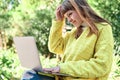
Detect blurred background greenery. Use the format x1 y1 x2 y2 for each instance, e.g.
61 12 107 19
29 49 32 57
0 0 119 80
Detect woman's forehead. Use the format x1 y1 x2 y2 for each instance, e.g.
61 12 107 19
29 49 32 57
65 10 74 14
64 10 74 16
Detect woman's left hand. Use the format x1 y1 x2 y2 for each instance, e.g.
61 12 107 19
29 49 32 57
43 66 60 73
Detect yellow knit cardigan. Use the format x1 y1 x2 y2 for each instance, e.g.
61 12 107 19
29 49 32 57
48 20 114 80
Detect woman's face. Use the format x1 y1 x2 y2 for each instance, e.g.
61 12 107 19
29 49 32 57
64 10 83 27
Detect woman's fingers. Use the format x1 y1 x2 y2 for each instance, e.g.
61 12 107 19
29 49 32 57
51 66 60 73
55 6 64 21
43 68 53 72
43 66 60 73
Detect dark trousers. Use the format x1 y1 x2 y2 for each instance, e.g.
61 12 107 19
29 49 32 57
21 70 55 80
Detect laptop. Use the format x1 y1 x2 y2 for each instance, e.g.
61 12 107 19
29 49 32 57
13 36 71 77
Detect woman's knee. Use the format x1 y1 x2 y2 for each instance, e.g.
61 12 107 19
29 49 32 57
21 70 40 80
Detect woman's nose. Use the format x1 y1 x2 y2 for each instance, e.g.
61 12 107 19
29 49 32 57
68 17 73 23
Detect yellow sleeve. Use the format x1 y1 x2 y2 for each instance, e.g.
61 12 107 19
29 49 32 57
59 24 114 78
48 20 70 54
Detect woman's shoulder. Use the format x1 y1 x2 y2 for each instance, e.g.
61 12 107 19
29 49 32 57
95 22 111 31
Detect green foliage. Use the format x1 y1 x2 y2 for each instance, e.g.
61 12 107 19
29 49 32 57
0 0 63 57
114 41 120 56
0 0 19 12
88 0 120 56
0 50 12 80
0 0 120 79
23 9 52 56
0 48 22 80
9 0 63 57
0 13 11 30
88 0 120 78
0 0 20 49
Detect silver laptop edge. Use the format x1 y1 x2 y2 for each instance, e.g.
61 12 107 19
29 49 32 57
13 36 71 76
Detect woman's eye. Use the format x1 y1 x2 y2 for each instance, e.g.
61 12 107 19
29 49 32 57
68 13 72 17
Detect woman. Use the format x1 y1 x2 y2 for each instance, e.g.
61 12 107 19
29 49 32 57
22 0 114 80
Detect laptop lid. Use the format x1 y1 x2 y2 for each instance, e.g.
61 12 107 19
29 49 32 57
13 36 42 71
13 36 71 77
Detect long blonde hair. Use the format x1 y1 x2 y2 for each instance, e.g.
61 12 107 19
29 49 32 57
61 0 109 37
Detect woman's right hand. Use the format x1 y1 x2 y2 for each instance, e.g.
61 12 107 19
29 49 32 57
55 6 64 21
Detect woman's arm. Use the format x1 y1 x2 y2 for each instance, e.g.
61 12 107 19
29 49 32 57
48 20 70 54
59 24 114 78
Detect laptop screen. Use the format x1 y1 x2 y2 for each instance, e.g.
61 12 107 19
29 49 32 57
13 36 43 71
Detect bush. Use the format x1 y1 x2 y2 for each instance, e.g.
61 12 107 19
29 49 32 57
0 48 23 80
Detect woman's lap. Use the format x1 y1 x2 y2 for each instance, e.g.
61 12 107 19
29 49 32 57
21 70 55 80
